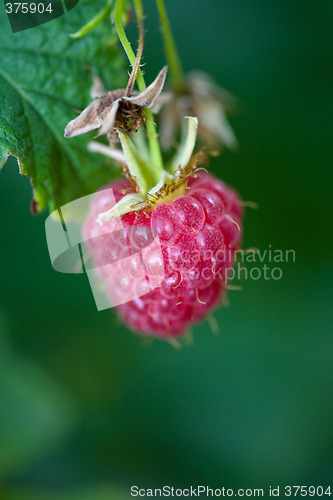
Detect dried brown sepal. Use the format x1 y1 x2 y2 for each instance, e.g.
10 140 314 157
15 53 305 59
64 20 167 141
64 68 167 139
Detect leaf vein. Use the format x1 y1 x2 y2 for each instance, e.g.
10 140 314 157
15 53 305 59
0 68 86 188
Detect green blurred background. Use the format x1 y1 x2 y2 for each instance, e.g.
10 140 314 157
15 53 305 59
1 0 332 498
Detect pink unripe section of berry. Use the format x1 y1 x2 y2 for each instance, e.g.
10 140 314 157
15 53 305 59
160 271 188 299
191 189 225 223
167 231 200 271
189 174 243 220
172 196 205 232
151 203 181 241
219 214 242 249
196 224 224 253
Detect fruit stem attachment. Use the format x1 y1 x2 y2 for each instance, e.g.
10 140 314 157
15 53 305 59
114 0 164 175
155 0 185 93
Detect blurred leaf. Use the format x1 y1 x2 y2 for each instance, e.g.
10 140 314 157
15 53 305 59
2 485 131 500
0 312 11 358
0 329 75 476
0 0 125 212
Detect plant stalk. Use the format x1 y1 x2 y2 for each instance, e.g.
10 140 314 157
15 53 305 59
155 0 185 92
114 0 164 174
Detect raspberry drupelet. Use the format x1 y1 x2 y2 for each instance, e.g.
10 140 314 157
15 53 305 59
83 172 243 339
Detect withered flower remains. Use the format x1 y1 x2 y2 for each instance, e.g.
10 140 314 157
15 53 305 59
64 34 167 141
159 70 238 151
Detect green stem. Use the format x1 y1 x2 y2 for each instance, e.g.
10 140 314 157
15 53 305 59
114 0 164 174
69 0 113 39
155 0 185 92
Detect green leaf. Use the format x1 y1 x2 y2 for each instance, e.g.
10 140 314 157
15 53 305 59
0 0 126 212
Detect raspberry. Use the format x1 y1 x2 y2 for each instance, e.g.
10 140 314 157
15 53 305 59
83 173 243 339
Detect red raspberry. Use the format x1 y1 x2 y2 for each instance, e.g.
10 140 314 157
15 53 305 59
83 173 243 339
